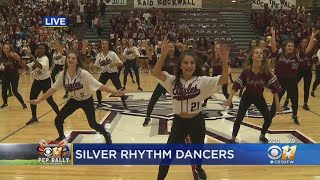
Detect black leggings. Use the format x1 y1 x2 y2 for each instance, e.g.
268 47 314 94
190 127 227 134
51 65 64 83
270 77 298 118
146 83 167 118
157 113 205 180
2 71 25 105
312 65 320 92
30 78 59 118
54 97 110 140
123 60 140 87
285 68 312 104
232 91 271 137
96 72 125 104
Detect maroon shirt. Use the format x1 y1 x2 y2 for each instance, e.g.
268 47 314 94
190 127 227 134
1 56 19 74
162 56 176 75
272 50 299 79
207 56 230 77
297 50 319 70
232 69 281 97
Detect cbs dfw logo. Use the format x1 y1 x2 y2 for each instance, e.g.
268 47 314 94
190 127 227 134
37 139 70 164
267 145 297 164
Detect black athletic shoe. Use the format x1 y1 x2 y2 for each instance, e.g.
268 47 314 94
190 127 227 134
195 167 207 180
26 117 39 125
138 87 143 91
311 91 315 97
0 104 8 109
228 139 236 144
292 116 300 125
143 117 151 127
259 137 269 144
122 102 128 110
302 104 310 111
22 104 28 110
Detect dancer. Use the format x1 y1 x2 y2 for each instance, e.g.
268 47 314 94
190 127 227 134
154 37 229 180
224 47 283 143
29 50 125 143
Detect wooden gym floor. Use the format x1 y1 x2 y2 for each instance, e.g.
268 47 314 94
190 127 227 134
0 69 319 180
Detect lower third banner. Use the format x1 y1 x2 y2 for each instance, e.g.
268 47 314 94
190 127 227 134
72 144 320 165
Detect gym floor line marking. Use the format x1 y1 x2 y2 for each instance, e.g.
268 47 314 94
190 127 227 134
0 100 67 143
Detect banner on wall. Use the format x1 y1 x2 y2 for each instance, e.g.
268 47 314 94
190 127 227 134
104 0 127 5
134 0 202 8
252 0 296 10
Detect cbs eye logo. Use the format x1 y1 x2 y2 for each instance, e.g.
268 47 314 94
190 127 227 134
267 145 297 160
43 147 63 157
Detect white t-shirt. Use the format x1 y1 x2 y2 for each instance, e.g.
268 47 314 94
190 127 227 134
27 56 51 80
53 52 66 66
123 47 140 60
158 72 221 114
52 68 102 101
95 51 122 73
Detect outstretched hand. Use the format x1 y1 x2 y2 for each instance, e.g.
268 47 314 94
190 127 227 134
219 43 230 65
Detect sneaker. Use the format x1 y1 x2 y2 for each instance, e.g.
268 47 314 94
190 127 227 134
143 117 151 127
228 139 236 144
0 104 8 109
138 87 143 91
292 116 300 125
63 94 69 99
195 167 207 180
26 117 39 125
302 104 310 111
202 103 207 107
311 91 315 97
122 102 128 110
259 137 269 143
22 104 28 110
95 103 103 109
103 132 112 144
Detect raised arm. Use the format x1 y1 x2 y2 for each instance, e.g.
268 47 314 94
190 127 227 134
217 44 229 85
152 37 169 82
305 29 319 54
271 27 277 53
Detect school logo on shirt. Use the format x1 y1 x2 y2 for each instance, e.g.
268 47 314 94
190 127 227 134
99 58 111 66
172 84 200 100
65 82 84 92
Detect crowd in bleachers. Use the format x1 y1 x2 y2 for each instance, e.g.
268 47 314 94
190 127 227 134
252 5 320 44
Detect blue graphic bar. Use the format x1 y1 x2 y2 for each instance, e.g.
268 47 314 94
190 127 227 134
73 144 320 165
